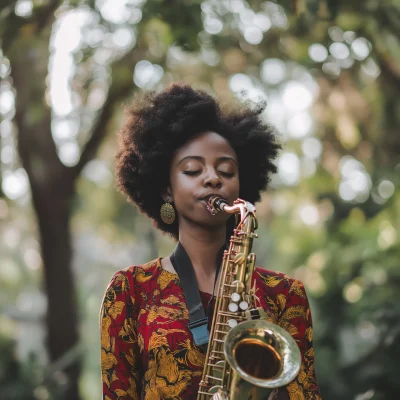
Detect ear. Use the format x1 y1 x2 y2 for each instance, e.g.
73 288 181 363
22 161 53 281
161 186 173 203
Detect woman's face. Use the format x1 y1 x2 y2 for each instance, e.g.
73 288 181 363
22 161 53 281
167 131 239 228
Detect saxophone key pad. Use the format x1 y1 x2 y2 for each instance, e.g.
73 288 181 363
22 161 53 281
228 303 239 312
239 301 249 310
231 293 241 302
227 319 238 328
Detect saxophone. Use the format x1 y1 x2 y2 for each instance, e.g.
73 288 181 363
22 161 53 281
197 197 301 400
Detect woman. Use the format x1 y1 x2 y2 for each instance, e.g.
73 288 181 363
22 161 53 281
100 83 321 399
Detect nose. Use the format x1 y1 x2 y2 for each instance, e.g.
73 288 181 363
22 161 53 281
203 168 222 188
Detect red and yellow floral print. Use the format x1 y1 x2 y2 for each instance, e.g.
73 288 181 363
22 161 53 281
100 258 321 400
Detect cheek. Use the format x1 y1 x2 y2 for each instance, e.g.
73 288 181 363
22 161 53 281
170 177 198 205
176 177 197 193
230 177 240 196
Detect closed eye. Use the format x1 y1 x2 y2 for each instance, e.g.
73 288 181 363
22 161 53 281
183 170 201 176
183 170 235 177
219 171 235 178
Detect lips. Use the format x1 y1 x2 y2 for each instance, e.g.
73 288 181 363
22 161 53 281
199 194 225 202
199 194 228 214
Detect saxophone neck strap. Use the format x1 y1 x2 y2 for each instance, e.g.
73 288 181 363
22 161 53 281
170 241 225 347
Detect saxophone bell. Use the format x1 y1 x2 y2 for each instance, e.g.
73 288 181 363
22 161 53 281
223 319 301 399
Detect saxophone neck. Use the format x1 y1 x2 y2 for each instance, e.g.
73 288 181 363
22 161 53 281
207 197 258 230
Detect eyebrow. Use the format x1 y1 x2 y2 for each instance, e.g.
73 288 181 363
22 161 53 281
177 155 238 166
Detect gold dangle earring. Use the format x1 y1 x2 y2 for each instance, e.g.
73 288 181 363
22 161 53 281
160 202 175 224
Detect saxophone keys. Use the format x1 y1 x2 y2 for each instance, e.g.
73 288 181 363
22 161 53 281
228 303 239 312
228 319 238 328
231 292 241 302
231 280 245 293
233 252 246 265
211 388 229 400
239 301 249 310
208 359 225 381
209 386 229 400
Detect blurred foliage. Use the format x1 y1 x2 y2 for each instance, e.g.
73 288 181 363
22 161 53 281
1 1 400 400
0 334 37 400
0 333 53 400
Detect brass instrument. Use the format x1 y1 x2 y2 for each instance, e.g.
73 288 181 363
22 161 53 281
198 197 301 400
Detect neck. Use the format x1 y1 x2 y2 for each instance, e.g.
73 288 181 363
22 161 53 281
178 221 226 279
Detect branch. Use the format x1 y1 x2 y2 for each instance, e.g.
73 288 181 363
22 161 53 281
14 102 65 189
8 28 66 187
359 35 400 93
1 0 61 54
367 5 400 90
71 50 138 178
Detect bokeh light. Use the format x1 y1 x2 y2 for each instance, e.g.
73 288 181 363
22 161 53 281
112 27 136 49
287 112 313 138
14 0 33 18
308 44 328 62
329 42 350 60
338 156 372 202
378 222 397 249
83 159 113 188
278 152 301 186
254 13 271 32
302 137 322 159
282 81 314 111
378 180 395 199
1 145 14 164
51 119 80 140
322 61 341 77
351 37 371 60
328 26 344 42
243 26 263 44
0 57 11 78
343 31 356 44
133 60 164 89
229 73 253 92
203 16 223 35
2 169 29 200
343 281 363 303
0 84 15 116
98 0 132 24
362 58 380 78
299 204 320 225
261 58 286 84
57 141 80 167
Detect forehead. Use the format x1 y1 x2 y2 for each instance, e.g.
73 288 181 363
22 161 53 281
173 131 237 160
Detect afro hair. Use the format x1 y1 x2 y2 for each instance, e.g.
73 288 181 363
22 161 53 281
116 83 281 239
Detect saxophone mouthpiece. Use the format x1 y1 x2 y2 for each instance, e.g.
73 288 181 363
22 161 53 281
206 196 227 215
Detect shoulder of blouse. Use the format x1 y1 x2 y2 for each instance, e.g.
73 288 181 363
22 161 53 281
254 266 299 285
101 258 163 320
120 257 161 276
104 258 162 299
109 258 160 283
254 266 295 281
253 266 308 299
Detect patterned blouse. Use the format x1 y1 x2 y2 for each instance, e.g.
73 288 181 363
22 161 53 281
100 258 321 400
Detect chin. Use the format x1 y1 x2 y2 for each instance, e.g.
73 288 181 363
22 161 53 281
196 212 230 228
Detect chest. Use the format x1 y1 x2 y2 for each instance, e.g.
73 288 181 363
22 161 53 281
135 283 212 361
132 284 209 400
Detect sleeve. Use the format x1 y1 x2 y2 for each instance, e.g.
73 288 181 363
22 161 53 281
100 270 141 400
277 279 322 400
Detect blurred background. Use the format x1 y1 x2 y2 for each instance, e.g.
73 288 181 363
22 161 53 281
0 0 399 399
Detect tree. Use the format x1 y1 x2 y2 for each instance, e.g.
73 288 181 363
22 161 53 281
1 1 158 398
1 1 399 399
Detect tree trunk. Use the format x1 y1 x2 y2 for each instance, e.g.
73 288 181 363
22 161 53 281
7 27 82 398
31 177 80 399
5 7 141 399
